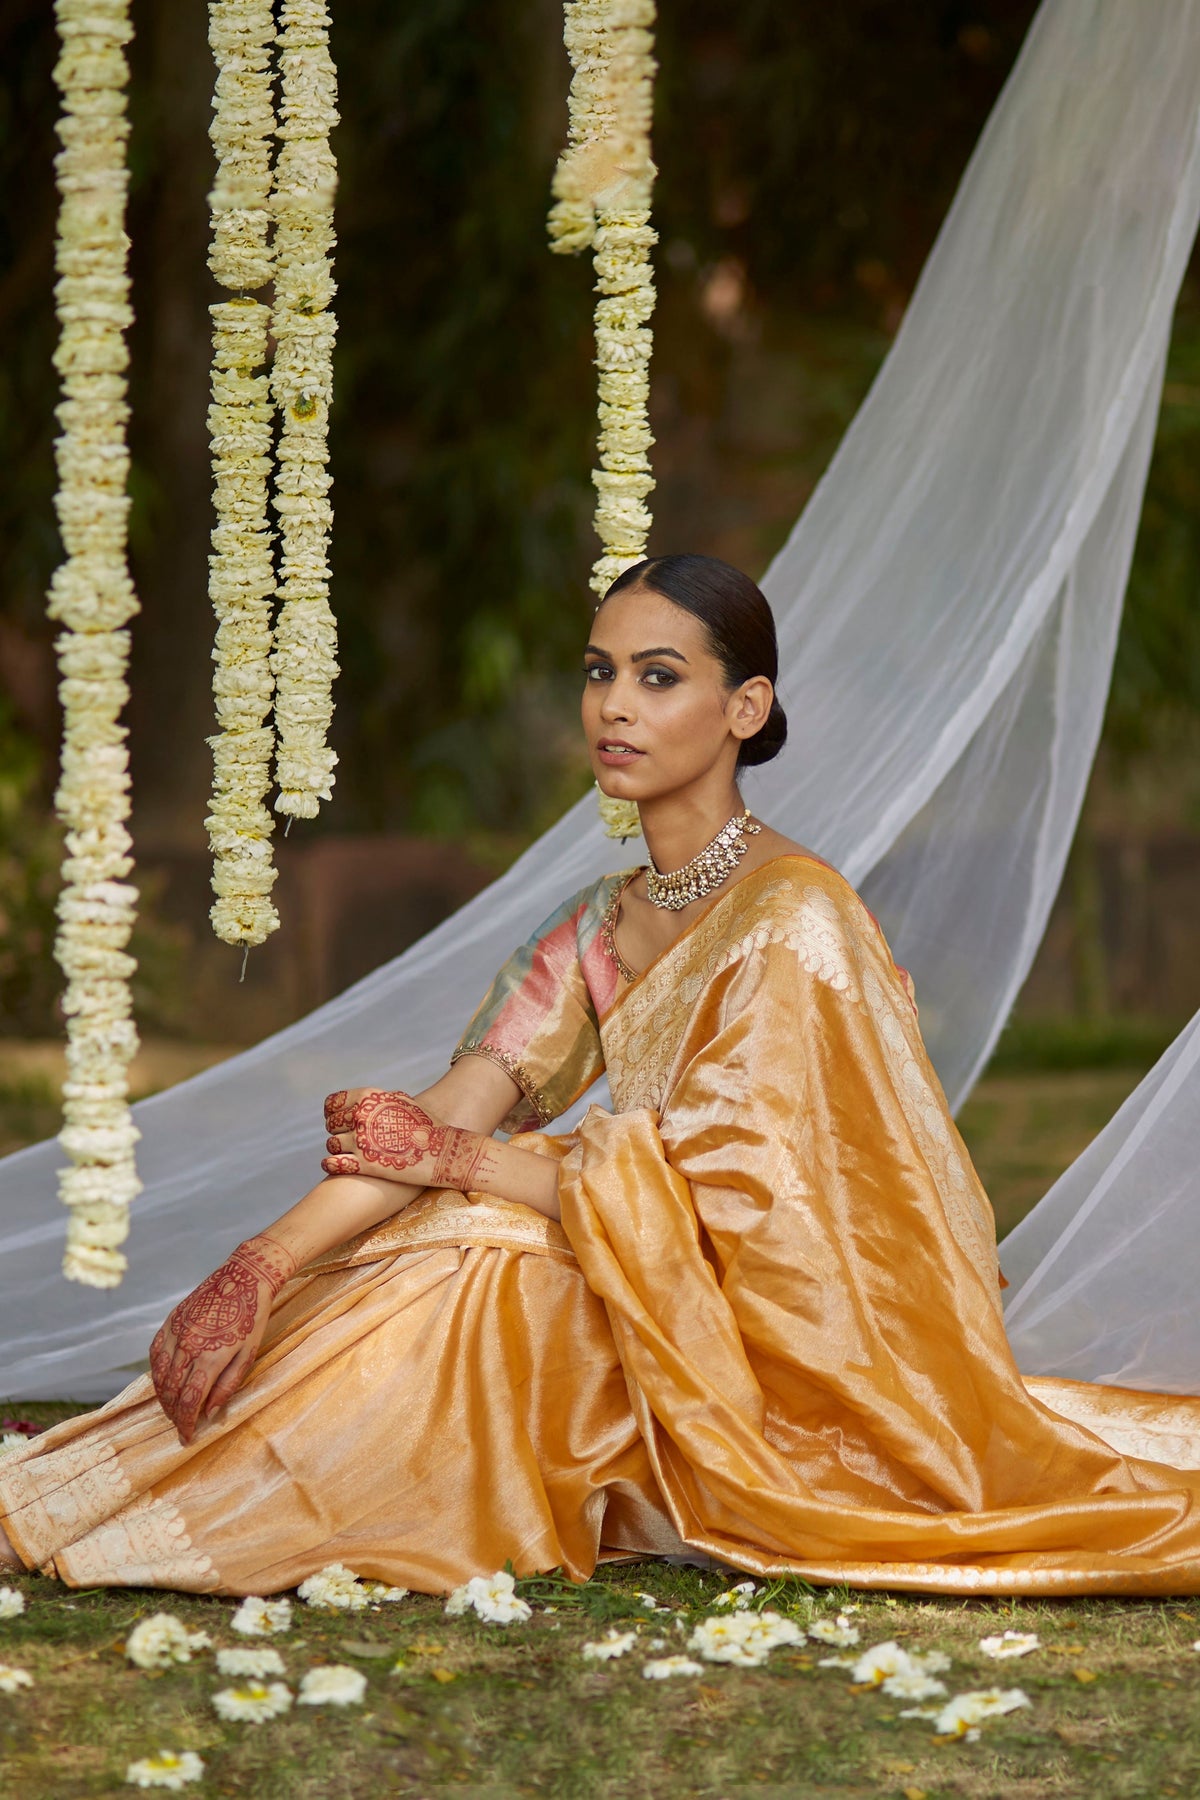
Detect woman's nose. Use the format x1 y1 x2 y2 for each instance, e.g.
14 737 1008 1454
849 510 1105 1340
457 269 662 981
599 679 634 722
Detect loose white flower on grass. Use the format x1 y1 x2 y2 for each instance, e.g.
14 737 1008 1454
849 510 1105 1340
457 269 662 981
0 1434 30 1457
901 1688 1031 1740
363 1582 408 1603
979 1630 1040 1659
849 1641 950 1688
582 1630 638 1661
635 1591 667 1612
0 1665 33 1695
212 1680 293 1723
0 1588 26 1619
807 1614 860 1649
444 1570 532 1626
230 1595 293 1636
712 1582 756 1610
215 1646 286 1679
688 1611 804 1669
880 1670 948 1703
643 1655 704 1679
297 1664 367 1706
297 1562 370 1611
125 1614 212 1670
124 1750 205 1790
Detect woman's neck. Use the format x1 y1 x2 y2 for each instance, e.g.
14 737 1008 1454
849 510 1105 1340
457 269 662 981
638 783 745 875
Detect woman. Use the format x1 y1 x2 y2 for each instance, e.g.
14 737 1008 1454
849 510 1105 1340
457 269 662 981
4 553 1200 1597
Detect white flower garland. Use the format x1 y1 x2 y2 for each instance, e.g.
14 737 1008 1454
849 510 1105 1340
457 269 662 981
47 0 142 1285
205 0 281 949
270 0 339 823
549 0 657 840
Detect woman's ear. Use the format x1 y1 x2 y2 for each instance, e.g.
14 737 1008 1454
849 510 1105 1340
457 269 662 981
728 676 773 743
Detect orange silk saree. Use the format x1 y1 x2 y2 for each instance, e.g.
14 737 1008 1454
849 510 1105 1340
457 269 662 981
4 856 1200 1596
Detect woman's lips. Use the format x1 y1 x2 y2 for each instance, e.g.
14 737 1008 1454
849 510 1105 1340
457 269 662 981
596 741 645 766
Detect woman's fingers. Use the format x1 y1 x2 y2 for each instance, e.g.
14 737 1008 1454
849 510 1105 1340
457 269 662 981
205 1344 257 1418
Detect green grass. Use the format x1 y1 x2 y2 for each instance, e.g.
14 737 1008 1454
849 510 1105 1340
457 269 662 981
3 1550 1200 1799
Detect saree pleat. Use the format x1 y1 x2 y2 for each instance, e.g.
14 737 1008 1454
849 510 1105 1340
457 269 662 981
6 856 1200 1595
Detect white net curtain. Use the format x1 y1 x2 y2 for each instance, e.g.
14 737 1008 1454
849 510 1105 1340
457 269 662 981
4 0 1200 1400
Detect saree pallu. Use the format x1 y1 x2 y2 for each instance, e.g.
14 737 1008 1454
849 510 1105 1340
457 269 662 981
5 856 1200 1595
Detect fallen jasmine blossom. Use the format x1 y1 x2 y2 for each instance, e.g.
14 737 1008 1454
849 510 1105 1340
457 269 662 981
635 1591 667 1612
880 1670 948 1702
212 1680 293 1723
0 1587 26 1619
0 1434 29 1458
230 1596 293 1637
901 1687 1031 1740
125 1614 212 1670
444 1570 532 1625
297 1563 370 1611
851 1641 950 1687
215 1647 286 1679
979 1630 1040 1659
712 1582 757 1610
807 1614 860 1649
582 1630 638 1661
643 1655 705 1679
817 1655 858 1668
689 1611 804 1668
0 1665 33 1695
298 1664 367 1706
124 1749 205 1789
363 1582 408 1603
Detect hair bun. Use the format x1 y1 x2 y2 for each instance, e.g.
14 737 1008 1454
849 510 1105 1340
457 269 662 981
738 695 788 768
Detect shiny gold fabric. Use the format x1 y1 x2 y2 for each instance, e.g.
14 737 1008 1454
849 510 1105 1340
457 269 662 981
6 856 1200 1595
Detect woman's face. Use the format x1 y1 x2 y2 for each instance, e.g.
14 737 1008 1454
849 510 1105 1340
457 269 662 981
581 584 767 804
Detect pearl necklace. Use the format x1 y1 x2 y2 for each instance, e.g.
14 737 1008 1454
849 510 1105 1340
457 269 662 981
644 808 762 912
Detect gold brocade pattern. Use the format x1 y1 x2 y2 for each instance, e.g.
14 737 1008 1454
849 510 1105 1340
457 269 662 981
305 1184 578 1271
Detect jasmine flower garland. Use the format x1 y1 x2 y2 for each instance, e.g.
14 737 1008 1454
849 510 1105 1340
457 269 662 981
205 0 281 949
47 0 142 1285
269 0 340 824
549 1 657 840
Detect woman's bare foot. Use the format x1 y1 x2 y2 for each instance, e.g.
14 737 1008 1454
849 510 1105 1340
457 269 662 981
0 1523 22 1570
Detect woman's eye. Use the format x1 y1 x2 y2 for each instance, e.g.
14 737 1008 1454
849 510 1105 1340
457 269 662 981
642 668 677 688
583 663 612 682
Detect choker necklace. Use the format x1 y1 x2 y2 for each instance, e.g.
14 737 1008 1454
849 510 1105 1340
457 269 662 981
645 807 761 911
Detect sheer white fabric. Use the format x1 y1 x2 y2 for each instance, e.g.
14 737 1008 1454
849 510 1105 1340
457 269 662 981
4 0 1200 1400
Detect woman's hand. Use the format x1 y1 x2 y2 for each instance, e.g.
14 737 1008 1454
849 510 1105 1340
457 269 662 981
321 1088 493 1191
149 1234 298 1446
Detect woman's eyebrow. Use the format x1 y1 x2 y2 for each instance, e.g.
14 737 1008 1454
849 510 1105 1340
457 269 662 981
582 644 689 663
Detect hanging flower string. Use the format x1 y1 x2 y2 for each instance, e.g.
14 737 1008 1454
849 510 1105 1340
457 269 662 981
47 0 142 1286
205 0 281 949
549 0 657 839
270 0 340 825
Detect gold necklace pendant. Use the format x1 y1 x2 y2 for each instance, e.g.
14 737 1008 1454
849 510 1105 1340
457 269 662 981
645 808 762 912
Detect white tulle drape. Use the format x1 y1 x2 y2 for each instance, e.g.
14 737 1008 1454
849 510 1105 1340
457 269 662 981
4 0 1200 1400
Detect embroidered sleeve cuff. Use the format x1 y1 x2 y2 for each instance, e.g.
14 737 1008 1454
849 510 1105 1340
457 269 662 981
450 1041 556 1132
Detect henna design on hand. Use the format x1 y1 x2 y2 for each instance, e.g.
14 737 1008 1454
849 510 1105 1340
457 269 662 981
431 1127 491 1194
321 1154 362 1177
324 1090 355 1133
351 1090 447 1173
150 1233 297 1440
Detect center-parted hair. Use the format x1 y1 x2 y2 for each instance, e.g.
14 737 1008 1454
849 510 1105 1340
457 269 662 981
601 553 788 769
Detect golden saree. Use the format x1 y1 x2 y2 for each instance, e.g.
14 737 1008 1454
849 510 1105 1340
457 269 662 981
5 856 1200 1596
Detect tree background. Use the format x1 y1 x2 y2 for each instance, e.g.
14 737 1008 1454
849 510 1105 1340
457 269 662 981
3 0 1200 1040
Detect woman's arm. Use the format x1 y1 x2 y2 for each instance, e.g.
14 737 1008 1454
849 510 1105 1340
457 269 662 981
151 1055 559 1444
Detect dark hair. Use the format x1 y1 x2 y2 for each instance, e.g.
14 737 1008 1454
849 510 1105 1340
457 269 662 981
601 554 788 768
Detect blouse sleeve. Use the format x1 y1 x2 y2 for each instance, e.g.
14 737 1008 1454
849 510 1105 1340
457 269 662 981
450 883 609 1133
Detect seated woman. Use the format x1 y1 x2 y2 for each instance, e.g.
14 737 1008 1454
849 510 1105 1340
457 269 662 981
4 553 1200 1599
